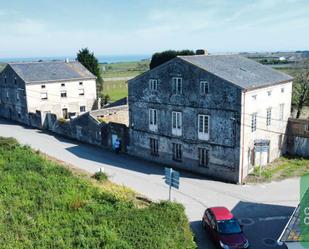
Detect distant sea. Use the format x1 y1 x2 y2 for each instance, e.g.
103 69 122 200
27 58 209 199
0 54 151 64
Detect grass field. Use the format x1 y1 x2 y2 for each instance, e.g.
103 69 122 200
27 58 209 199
104 80 128 102
246 156 309 183
101 60 149 78
0 137 196 249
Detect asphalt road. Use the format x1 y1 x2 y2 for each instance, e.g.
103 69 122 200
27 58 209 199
0 118 299 249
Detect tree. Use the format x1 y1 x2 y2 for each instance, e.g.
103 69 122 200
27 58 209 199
76 48 103 97
293 59 309 118
149 50 195 69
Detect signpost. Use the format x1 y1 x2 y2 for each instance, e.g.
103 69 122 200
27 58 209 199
164 167 180 201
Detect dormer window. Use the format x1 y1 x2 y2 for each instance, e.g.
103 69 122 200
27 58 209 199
149 79 158 91
172 77 182 94
200 81 209 94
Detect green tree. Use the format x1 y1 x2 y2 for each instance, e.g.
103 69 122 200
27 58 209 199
293 60 309 118
149 50 195 69
76 48 103 97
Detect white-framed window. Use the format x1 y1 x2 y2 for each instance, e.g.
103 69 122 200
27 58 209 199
41 85 46 89
198 148 209 167
79 88 85 96
80 106 86 113
172 111 182 136
279 103 284 121
60 90 67 98
172 77 182 94
251 113 257 132
252 94 257 100
150 138 159 156
281 88 285 93
172 143 182 161
198 114 210 140
149 79 158 91
61 83 65 87
16 92 19 101
266 108 272 126
149 109 158 131
200 81 209 94
41 92 48 100
267 90 272 96
6 90 9 99
79 82 83 86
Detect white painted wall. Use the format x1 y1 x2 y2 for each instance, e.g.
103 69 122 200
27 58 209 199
240 81 293 178
25 79 97 118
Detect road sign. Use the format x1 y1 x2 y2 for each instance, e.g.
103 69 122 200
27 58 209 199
164 167 180 201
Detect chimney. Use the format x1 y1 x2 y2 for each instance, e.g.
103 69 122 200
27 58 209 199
196 49 208 55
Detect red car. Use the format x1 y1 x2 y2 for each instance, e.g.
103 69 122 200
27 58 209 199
202 207 249 249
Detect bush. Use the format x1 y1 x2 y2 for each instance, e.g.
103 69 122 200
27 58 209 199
92 171 108 182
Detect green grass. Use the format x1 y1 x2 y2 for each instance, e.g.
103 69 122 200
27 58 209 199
0 137 196 249
104 80 128 102
246 156 309 183
100 60 149 79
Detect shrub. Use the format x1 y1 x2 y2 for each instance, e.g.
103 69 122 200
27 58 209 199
92 171 108 182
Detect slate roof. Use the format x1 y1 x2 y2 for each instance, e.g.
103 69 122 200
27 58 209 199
178 55 293 90
8 60 96 83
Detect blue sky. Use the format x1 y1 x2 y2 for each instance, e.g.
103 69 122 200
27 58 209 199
0 0 308 57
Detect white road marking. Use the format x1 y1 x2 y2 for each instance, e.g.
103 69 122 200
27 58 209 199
259 216 290 221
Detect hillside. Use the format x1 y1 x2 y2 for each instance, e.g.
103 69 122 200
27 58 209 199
0 137 196 249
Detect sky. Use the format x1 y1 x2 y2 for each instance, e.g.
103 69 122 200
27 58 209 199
0 0 309 58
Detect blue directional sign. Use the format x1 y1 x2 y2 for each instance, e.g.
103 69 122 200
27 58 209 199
164 167 180 201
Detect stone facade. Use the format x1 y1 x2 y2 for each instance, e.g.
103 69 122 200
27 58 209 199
287 118 309 157
128 57 242 183
128 56 293 183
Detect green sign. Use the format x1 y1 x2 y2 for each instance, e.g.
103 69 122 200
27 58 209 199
301 174 309 247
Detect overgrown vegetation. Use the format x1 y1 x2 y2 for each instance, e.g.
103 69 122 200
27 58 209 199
0 137 196 249
246 156 309 183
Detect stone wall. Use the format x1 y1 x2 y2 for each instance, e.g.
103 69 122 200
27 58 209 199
128 57 242 183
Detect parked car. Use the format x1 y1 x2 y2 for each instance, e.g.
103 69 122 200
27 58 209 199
202 206 249 249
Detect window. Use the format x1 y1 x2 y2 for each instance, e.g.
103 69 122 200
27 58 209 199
198 148 209 167
198 115 210 140
60 90 67 98
80 106 86 113
266 108 272 126
62 108 68 119
172 143 182 161
150 138 159 156
79 82 83 86
200 81 209 94
149 109 158 131
279 104 284 121
251 113 257 132
41 92 48 100
149 79 158 91
79 88 85 96
305 124 309 132
41 85 46 89
172 111 182 136
267 90 272 96
6 91 9 99
278 134 283 149
61 83 65 87
16 92 19 101
4 76 6 84
281 88 285 93
252 95 257 100
14 77 17 84
172 77 182 94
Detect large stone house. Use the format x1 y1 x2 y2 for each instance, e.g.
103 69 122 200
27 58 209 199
128 54 293 183
0 60 97 125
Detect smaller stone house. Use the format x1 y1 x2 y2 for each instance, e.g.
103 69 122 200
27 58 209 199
0 60 97 126
287 118 309 157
